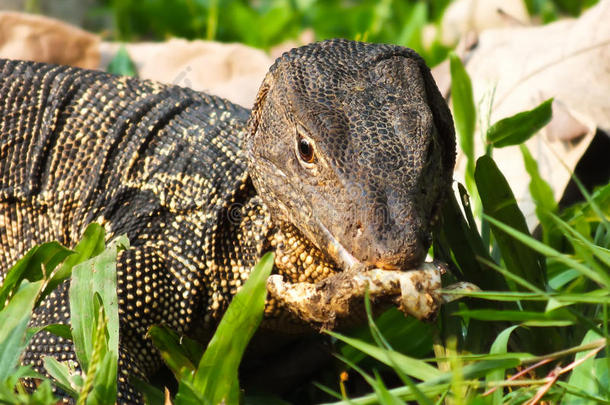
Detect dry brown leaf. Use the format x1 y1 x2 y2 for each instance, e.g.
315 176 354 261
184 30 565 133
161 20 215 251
452 0 610 226
269 28 315 60
0 12 271 107
440 0 530 45
100 39 273 108
0 11 99 68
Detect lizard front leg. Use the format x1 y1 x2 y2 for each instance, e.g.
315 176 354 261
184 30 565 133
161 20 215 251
22 244 196 404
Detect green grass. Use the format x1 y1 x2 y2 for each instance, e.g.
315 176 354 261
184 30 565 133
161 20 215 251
0 224 125 404
92 0 600 68
96 0 450 66
0 226 274 405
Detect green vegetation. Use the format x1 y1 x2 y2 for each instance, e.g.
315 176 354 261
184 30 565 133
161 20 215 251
0 225 275 404
524 0 601 22
95 0 598 67
0 224 125 404
98 0 451 65
2 0 608 403
141 253 274 404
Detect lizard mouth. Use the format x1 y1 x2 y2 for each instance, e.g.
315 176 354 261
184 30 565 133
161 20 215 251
315 220 368 273
313 215 430 272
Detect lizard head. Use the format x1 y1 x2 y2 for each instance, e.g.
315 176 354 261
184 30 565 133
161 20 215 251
246 39 455 273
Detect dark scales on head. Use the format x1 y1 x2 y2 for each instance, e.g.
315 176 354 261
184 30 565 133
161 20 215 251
0 39 455 403
247 39 455 275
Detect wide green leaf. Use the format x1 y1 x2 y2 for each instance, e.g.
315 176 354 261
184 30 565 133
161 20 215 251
0 281 43 381
32 323 73 341
449 53 476 191
175 379 209 405
43 356 80 398
88 351 118 405
487 98 553 147
40 223 106 306
486 325 519 405
436 187 504 290
70 235 127 372
562 330 605 404
0 243 72 310
147 325 198 380
475 155 546 294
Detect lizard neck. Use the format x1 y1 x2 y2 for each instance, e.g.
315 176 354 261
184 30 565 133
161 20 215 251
268 221 341 284
196 174 343 332
199 176 271 321
261 221 344 332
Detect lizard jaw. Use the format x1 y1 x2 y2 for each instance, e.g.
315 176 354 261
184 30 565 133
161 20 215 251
316 220 367 273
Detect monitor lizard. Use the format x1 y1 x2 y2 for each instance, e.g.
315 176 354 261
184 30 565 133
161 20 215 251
0 39 455 403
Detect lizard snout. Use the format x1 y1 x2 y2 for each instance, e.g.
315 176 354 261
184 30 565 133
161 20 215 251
348 222 430 271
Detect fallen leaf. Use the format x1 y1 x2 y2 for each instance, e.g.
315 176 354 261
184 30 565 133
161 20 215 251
440 0 530 45
452 0 610 227
99 39 273 108
0 12 99 68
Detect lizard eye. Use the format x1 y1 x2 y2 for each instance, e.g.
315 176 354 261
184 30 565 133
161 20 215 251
297 136 315 164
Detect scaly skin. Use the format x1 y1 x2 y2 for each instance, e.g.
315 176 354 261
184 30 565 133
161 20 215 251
0 39 455 403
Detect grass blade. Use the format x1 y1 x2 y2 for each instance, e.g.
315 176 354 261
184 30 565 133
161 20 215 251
455 309 571 323
69 235 127 372
372 369 406 405
449 53 476 192
328 331 441 381
520 144 558 242
550 213 610 269
485 215 610 288
181 252 274 405
339 308 434 365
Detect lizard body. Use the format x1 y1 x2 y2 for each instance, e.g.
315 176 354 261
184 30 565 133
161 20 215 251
0 39 455 403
